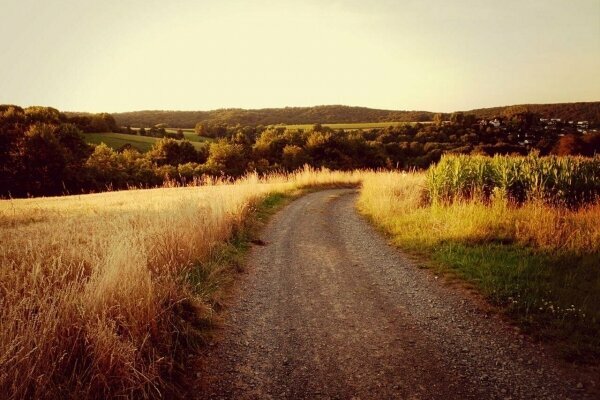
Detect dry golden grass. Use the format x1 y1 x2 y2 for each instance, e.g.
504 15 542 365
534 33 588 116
4 165 598 398
0 167 362 400
358 171 600 359
358 171 600 254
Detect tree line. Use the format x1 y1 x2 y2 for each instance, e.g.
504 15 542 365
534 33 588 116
1 105 598 198
110 102 600 129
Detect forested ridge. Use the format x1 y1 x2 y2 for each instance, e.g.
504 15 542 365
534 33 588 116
109 106 434 128
468 102 600 123
110 102 600 128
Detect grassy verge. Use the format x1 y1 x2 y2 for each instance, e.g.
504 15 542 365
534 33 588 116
358 172 600 362
432 244 599 361
186 191 290 317
162 191 291 394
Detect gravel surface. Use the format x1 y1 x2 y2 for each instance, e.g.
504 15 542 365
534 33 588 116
195 189 598 399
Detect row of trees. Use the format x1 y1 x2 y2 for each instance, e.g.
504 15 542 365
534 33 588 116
126 125 185 139
2 105 598 198
0 105 198 196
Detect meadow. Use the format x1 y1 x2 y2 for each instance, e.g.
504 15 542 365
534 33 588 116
83 132 211 153
359 155 600 361
2 155 599 399
0 168 362 400
165 129 209 143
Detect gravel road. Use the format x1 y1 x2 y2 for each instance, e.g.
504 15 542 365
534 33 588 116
195 189 598 399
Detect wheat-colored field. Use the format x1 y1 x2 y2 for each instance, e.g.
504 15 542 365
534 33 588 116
2 160 599 399
0 168 362 400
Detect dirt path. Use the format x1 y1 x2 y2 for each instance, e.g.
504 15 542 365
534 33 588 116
195 189 597 399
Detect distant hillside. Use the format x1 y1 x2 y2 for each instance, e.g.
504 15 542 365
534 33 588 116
112 106 435 128
467 102 600 123
111 102 600 128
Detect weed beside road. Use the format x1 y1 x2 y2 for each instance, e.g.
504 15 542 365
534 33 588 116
358 163 600 362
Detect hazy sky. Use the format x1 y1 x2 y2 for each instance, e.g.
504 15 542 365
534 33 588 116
1 0 599 113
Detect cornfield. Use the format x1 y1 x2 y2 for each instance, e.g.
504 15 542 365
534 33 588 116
426 154 600 207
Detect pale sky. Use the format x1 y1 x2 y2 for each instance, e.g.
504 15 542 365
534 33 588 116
1 0 599 113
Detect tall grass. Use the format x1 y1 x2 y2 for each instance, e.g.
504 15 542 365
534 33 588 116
358 168 600 360
427 154 600 207
0 167 362 400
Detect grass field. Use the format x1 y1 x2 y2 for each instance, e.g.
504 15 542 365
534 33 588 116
0 168 362 400
270 121 429 131
83 132 210 152
358 163 600 362
2 158 598 399
165 129 211 143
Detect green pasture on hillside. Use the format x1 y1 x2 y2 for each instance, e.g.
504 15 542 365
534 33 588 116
164 128 207 143
83 132 209 153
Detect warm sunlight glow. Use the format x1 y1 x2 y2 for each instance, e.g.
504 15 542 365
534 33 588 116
1 0 599 112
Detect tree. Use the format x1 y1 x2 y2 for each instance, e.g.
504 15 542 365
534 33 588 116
19 123 68 195
98 113 118 132
282 145 309 170
463 114 477 127
55 124 91 162
179 141 199 163
581 133 600 156
24 106 62 124
54 124 92 190
205 140 246 176
552 134 584 155
253 129 292 163
195 122 207 136
449 112 464 126
195 122 228 138
85 143 128 189
147 138 199 166
0 107 27 194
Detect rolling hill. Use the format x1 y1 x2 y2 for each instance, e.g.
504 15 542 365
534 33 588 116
111 102 600 129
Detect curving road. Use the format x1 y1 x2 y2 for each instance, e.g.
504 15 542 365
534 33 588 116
195 189 597 399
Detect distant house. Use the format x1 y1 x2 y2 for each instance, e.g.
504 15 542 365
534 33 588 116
490 118 502 128
577 121 590 133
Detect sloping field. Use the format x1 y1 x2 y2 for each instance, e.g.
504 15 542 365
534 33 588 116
164 129 207 143
83 132 210 152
